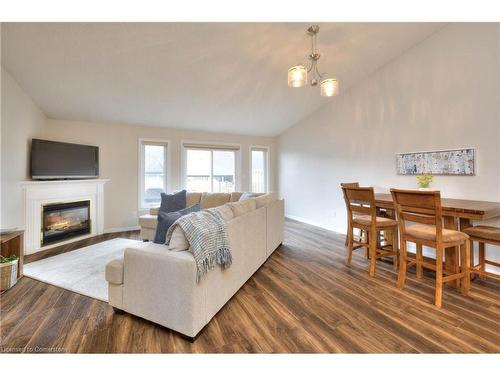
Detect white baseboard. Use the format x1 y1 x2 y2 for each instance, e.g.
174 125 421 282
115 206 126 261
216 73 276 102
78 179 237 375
104 226 140 234
285 214 345 235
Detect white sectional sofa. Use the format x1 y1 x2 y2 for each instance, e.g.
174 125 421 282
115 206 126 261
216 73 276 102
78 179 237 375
105 192 285 340
138 192 250 241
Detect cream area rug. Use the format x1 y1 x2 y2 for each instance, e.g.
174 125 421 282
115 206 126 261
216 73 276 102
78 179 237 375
23 238 141 302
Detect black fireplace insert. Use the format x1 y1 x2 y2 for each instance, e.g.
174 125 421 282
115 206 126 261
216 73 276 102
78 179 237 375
42 200 91 246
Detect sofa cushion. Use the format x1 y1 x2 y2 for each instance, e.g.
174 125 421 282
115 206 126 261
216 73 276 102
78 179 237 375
105 258 124 285
139 214 158 229
154 204 201 244
200 193 231 209
168 226 190 252
254 193 278 208
187 192 203 208
150 192 242 215
227 199 257 217
213 204 234 222
230 192 243 202
239 192 260 201
167 204 234 252
159 190 187 214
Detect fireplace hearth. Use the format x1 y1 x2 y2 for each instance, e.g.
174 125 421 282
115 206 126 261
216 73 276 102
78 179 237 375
42 200 91 246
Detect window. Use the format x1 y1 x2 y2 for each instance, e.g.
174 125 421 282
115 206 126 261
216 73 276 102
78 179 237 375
139 140 168 208
184 144 238 193
250 147 269 193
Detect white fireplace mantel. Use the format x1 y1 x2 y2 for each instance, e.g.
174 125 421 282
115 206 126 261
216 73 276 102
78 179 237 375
21 179 109 254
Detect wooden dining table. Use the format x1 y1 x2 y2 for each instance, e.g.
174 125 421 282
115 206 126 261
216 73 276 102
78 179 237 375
374 193 500 287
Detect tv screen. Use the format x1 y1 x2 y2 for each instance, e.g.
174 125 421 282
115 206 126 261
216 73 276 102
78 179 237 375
31 139 99 179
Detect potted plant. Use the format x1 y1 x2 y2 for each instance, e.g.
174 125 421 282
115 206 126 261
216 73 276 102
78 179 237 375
0 254 19 291
416 174 433 191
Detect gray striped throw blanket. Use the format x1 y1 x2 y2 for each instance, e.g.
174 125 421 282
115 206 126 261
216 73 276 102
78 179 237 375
165 208 232 282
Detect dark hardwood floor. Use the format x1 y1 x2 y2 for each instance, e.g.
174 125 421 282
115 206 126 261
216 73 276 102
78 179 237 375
1 219 499 353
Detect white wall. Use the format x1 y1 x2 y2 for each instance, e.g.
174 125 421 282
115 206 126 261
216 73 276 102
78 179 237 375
1 67 47 229
43 119 276 231
1 65 276 233
278 23 500 268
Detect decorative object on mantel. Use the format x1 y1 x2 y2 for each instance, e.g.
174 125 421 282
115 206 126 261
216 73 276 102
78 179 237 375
287 25 339 97
416 174 433 190
396 148 475 175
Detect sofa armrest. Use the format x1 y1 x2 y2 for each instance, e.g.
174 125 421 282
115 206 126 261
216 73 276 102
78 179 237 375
105 258 124 284
266 199 285 256
119 244 202 337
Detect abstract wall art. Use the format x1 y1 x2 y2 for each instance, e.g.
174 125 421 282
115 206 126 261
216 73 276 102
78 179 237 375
396 148 475 175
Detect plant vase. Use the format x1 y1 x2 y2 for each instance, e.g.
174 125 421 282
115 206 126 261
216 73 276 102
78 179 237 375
0 258 18 291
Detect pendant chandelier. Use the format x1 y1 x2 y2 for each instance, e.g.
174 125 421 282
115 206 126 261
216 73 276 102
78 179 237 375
288 25 339 97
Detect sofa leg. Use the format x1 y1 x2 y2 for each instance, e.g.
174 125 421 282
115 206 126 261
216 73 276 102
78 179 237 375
112 307 125 314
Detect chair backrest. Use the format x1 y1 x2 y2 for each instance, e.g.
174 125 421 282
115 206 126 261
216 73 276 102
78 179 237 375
340 182 360 188
390 188 443 242
341 185 377 227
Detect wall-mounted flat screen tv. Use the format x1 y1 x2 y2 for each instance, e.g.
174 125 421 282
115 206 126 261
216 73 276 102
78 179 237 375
31 139 99 180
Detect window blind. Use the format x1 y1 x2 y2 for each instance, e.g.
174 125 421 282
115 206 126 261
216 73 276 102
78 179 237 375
183 143 240 151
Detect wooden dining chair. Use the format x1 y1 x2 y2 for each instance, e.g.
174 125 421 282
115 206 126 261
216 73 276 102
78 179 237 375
391 189 470 308
342 186 399 277
462 225 500 282
340 182 364 249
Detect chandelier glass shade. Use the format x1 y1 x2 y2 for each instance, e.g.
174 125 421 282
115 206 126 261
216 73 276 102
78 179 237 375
320 78 339 97
287 25 339 97
287 65 307 88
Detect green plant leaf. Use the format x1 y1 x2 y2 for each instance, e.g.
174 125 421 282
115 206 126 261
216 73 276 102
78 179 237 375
0 254 19 263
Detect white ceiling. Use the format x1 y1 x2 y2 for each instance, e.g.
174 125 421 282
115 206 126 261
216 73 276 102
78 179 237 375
1 23 444 136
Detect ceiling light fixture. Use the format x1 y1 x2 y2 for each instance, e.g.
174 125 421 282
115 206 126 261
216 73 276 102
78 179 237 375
288 25 339 97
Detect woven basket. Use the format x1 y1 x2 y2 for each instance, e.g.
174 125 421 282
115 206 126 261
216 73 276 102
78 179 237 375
0 259 18 291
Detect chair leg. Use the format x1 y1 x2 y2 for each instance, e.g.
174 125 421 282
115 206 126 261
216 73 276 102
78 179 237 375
479 242 486 280
345 226 354 266
470 240 476 281
365 231 370 258
416 243 423 279
435 247 443 308
397 239 407 289
369 230 377 277
392 229 398 271
345 222 350 247
461 240 471 295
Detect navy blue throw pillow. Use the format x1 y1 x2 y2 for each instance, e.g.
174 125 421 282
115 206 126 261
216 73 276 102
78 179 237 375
159 190 187 214
153 203 201 244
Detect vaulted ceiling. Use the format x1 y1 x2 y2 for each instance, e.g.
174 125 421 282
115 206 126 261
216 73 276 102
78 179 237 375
1 23 444 136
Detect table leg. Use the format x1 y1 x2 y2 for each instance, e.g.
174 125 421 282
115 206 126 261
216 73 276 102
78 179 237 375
444 216 460 288
459 218 473 281
383 209 396 248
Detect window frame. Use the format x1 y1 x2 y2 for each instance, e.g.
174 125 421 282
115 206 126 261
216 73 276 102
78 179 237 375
138 138 170 210
249 145 270 193
181 141 241 193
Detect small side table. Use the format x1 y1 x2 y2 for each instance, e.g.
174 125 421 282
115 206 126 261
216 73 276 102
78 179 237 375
0 230 24 278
